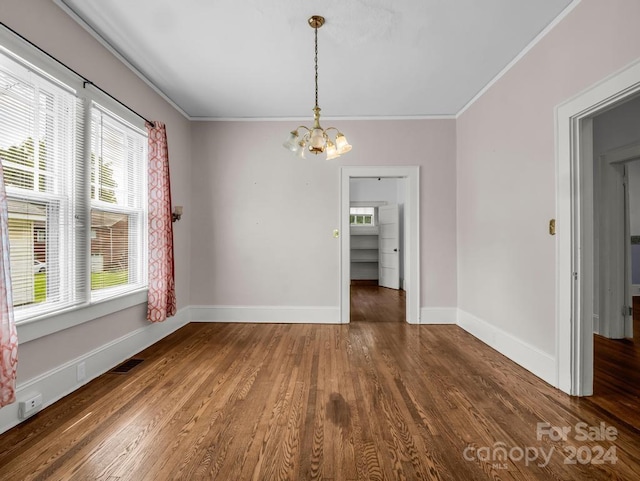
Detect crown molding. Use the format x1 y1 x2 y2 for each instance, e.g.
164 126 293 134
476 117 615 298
456 0 582 118
53 0 191 120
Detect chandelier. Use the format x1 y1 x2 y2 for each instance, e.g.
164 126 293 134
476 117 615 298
283 15 351 160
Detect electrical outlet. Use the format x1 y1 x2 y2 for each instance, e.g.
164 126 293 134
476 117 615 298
18 392 43 419
77 362 86 382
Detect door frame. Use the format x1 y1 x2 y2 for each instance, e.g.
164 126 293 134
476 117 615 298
340 166 420 323
556 58 640 396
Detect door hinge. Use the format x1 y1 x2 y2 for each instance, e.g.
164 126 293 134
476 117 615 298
622 306 632 316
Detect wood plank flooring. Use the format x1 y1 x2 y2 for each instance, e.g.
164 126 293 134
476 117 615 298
350 284 405 322
1 321 640 480
590 306 640 431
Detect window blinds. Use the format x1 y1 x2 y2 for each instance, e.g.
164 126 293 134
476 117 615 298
0 50 81 318
0 45 147 322
90 105 146 297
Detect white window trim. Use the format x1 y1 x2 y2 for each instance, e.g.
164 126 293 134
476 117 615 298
17 289 148 343
0 25 149 342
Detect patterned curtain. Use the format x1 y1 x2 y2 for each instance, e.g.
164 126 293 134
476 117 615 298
146 121 176 322
0 163 18 407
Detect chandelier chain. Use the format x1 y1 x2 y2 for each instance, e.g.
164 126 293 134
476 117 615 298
314 25 318 109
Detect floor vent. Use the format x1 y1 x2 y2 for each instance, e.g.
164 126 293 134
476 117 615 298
110 358 144 374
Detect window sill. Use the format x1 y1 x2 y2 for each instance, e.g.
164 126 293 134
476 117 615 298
16 289 148 343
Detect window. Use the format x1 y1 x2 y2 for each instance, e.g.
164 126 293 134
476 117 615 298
350 207 375 226
89 106 146 297
0 33 147 326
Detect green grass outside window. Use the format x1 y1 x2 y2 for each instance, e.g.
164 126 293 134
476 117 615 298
33 271 129 304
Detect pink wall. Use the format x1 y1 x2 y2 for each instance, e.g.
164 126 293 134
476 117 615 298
1 0 192 381
190 119 457 309
457 0 640 355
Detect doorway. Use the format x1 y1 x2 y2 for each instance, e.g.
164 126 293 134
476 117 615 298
349 178 405 322
591 156 640 426
587 99 640 428
556 58 640 396
593 143 640 341
340 166 420 324
591 153 640 429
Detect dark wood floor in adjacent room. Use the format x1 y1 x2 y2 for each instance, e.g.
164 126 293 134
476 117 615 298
1 320 640 480
350 283 405 322
590 299 640 432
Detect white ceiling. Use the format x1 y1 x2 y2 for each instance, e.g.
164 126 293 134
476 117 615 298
56 0 575 120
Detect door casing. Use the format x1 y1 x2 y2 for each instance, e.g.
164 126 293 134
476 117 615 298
556 58 640 396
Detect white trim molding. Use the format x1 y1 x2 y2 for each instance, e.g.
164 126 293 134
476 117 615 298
191 115 457 122
340 166 420 324
420 307 457 324
53 0 190 119
457 0 583 118
556 57 640 396
190 305 341 324
0 308 189 435
457 309 557 386
17 290 148 343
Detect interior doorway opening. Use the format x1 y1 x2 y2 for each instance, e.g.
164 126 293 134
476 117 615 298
340 166 420 324
587 98 640 428
348 177 406 322
556 58 640 397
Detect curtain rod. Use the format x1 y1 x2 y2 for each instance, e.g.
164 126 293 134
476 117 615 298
0 21 153 126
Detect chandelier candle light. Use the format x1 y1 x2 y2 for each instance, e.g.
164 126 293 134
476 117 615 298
283 15 351 160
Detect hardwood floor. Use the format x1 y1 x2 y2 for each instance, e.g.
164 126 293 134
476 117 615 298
590 301 640 432
1 321 640 480
350 284 406 322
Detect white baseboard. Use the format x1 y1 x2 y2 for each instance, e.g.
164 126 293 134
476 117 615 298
0 308 189 435
190 305 341 324
456 309 557 387
420 307 457 324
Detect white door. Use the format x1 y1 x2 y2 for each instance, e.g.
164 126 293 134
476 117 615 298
599 160 626 338
378 204 399 289
624 163 636 339
599 150 640 339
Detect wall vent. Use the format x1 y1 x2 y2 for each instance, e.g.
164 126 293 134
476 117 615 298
110 358 144 374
